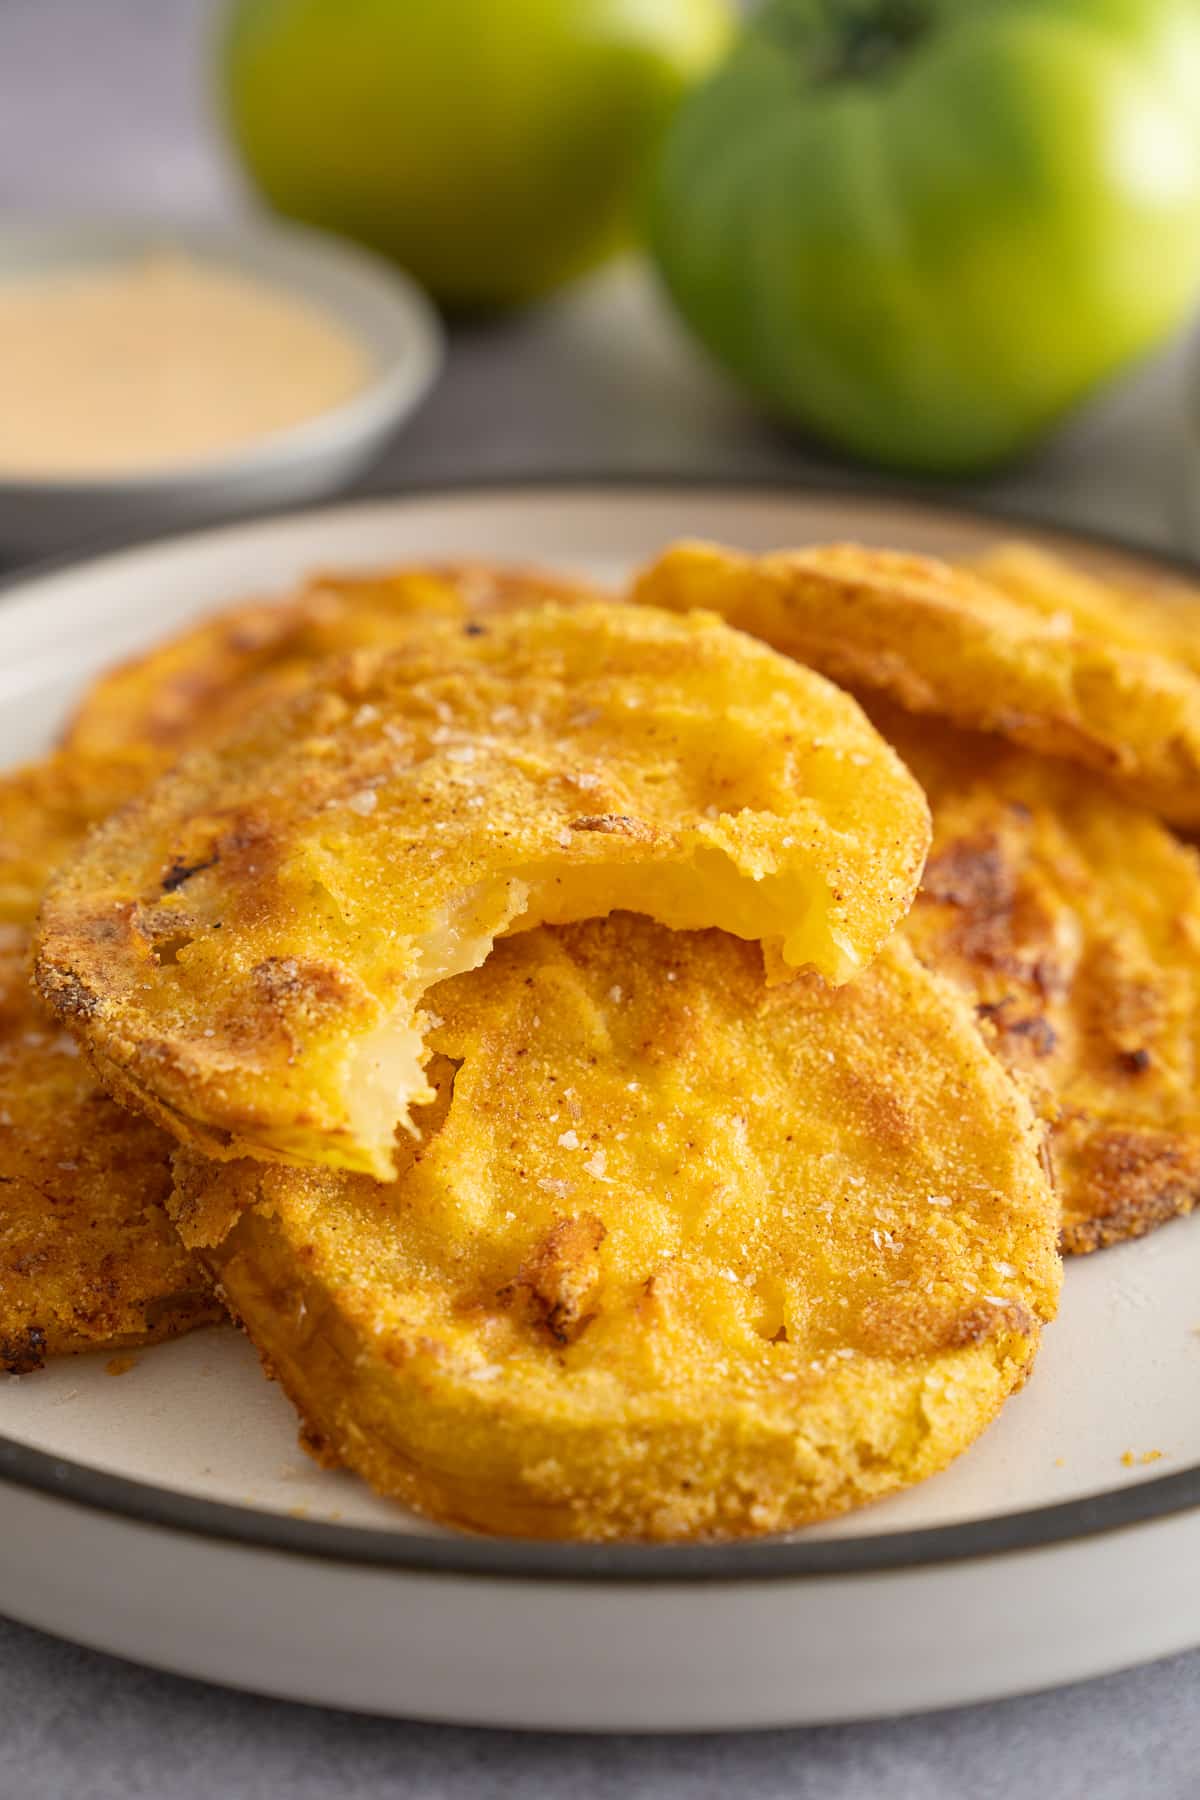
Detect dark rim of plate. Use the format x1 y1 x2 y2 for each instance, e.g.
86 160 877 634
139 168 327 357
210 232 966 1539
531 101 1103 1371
2 471 1198 1586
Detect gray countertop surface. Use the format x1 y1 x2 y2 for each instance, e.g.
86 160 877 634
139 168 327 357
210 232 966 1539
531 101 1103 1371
2 3 1199 1793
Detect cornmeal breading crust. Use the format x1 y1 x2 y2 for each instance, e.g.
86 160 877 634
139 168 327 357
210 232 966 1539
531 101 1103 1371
634 540 1200 826
172 919 1058 1542
38 603 929 1179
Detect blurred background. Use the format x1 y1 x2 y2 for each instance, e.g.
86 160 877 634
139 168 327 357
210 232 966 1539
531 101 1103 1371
1 0 1198 556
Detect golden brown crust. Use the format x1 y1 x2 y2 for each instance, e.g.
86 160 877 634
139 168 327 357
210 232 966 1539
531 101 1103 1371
632 540 1200 826
0 746 158 925
867 701 1200 1255
63 561 603 758
972 542 1200 678
1051 1128 1200 1254
0 752 220 1369
0 566 611 1368
37 603 929 1179
170 919 1059 1543
0 940 220 1370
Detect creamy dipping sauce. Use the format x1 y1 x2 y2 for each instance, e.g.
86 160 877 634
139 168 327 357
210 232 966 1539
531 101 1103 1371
0 251 371 477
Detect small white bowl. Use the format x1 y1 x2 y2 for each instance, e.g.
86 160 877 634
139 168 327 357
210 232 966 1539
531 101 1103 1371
0 218 444 558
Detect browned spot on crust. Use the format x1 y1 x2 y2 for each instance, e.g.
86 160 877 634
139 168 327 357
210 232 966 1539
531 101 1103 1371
943 1299 1036 1349
161 852 219 893
977 1001 1058 1059
922 836 1013 914
131 904 201 965
298 1417 341 1469
854 1289 1038 1360
841 1068 917 1152
252 957 353 1012
1060 1127 1200 1254
34 964 102 1022
238 959 363 1060
503 1213 607 1344
569 814 656 840
919 823 1071 998
0 1324 46 1375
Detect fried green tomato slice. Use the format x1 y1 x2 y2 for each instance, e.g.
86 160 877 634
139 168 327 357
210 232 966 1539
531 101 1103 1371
170 918 1059 1544
870 702 1200 1256
63 561 602 758
972 541 1200 680
36 603 929 1180
632 540 1200 828
0 752 220 1372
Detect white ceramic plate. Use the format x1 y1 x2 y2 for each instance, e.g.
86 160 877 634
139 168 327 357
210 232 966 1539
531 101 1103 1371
2 482 1200 1731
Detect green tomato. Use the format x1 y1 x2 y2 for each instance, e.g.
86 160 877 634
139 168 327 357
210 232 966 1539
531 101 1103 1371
649 0 1200 473
221 0 734 309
